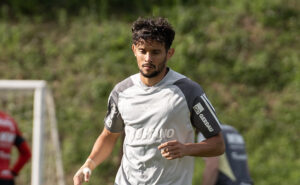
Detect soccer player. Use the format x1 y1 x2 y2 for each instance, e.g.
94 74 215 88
198 124 253 185
73 17 225 185
0 111 31 185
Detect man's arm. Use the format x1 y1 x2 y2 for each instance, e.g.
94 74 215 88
73 128 121 185
11 123 32 176
11 140 31 176
185 133 225 157
87 128 121 168
202 157 219 185
158 133 225 160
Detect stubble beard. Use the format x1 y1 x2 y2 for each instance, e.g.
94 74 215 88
139 57 167 78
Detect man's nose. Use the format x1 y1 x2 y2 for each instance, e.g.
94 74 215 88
145 52 153 62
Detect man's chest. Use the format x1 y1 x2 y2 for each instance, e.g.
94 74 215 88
118 87 187 126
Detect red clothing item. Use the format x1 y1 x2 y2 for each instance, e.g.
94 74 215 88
0 111 31 180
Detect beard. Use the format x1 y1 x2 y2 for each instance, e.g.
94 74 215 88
139 57 167 78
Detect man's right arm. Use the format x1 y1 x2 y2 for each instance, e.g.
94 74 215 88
73 128 121 185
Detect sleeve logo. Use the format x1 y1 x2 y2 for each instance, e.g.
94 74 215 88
193 103 204 115
193 102 214 132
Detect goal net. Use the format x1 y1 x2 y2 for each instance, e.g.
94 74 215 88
0 80 65 185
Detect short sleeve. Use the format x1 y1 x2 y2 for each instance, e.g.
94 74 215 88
174 78 221 138
190 93 221 138
104 92 124 133
103 77 134 133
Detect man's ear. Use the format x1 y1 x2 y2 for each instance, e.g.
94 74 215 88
167 48 175 60
132 44 136 56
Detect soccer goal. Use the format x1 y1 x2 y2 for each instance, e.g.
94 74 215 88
0 80 65 185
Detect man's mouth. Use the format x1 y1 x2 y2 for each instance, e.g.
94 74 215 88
142 64 155 69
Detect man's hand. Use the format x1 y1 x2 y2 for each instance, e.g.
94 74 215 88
158 140 187 160
73 167 92 185
73 159 95 185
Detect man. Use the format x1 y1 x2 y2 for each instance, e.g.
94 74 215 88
74 17 225 185
0 111 31 185
198 124 253 185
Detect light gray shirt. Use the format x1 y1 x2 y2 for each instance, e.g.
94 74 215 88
105 69 221 185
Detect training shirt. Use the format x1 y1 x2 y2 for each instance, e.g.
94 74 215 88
0 111 26 179
198 124 253 185
105 68 222 185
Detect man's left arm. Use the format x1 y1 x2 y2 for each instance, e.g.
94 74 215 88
159 90 225 159
158 133 224 160
11 135 32 176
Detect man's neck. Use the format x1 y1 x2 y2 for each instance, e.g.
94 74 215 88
140 68 169 87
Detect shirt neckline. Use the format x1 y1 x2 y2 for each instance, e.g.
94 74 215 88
138 68 172 89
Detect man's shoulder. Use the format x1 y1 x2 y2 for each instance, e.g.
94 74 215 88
0 112 18 132
113 75 136 93
173 75 204 95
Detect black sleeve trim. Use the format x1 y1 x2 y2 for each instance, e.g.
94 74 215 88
104 77 133 133
190 95 221 138
174 78 221 138
14 135 25 146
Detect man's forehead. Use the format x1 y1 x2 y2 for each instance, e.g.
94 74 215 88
135 39 165 48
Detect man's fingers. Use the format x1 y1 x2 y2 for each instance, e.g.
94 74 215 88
159 140 185 160
84 172 90 182
158 140 178 149
73 167 92 185
73 174 83 185
165 151 180 156
166 146 179 152
162 151 181 160
84 173 90 182
161 149 181 157
160 145 179 155
83 167 92 182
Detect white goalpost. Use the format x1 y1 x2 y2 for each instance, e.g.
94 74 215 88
0 80 65 185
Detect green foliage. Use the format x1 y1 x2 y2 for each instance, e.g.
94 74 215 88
0 0 299 184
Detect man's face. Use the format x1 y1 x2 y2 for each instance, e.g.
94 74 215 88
132 40 174 78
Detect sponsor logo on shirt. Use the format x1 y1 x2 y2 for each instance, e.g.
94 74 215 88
193 103 204 114
105 103 116 128
199 114 214 132
193 103 214 132
126 127 175 142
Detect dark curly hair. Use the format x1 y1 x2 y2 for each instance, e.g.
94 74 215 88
131 17 175 50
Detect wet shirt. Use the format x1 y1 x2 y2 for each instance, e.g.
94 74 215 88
105 69 222 185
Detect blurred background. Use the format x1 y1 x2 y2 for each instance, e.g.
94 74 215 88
0 0 299 184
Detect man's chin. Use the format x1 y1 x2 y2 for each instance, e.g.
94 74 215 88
140 70 160 78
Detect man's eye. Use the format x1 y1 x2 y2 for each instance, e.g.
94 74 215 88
139 50 146 54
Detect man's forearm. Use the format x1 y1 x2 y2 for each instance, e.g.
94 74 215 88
12 141 31 175
185 133 225 157
85 128 120 170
